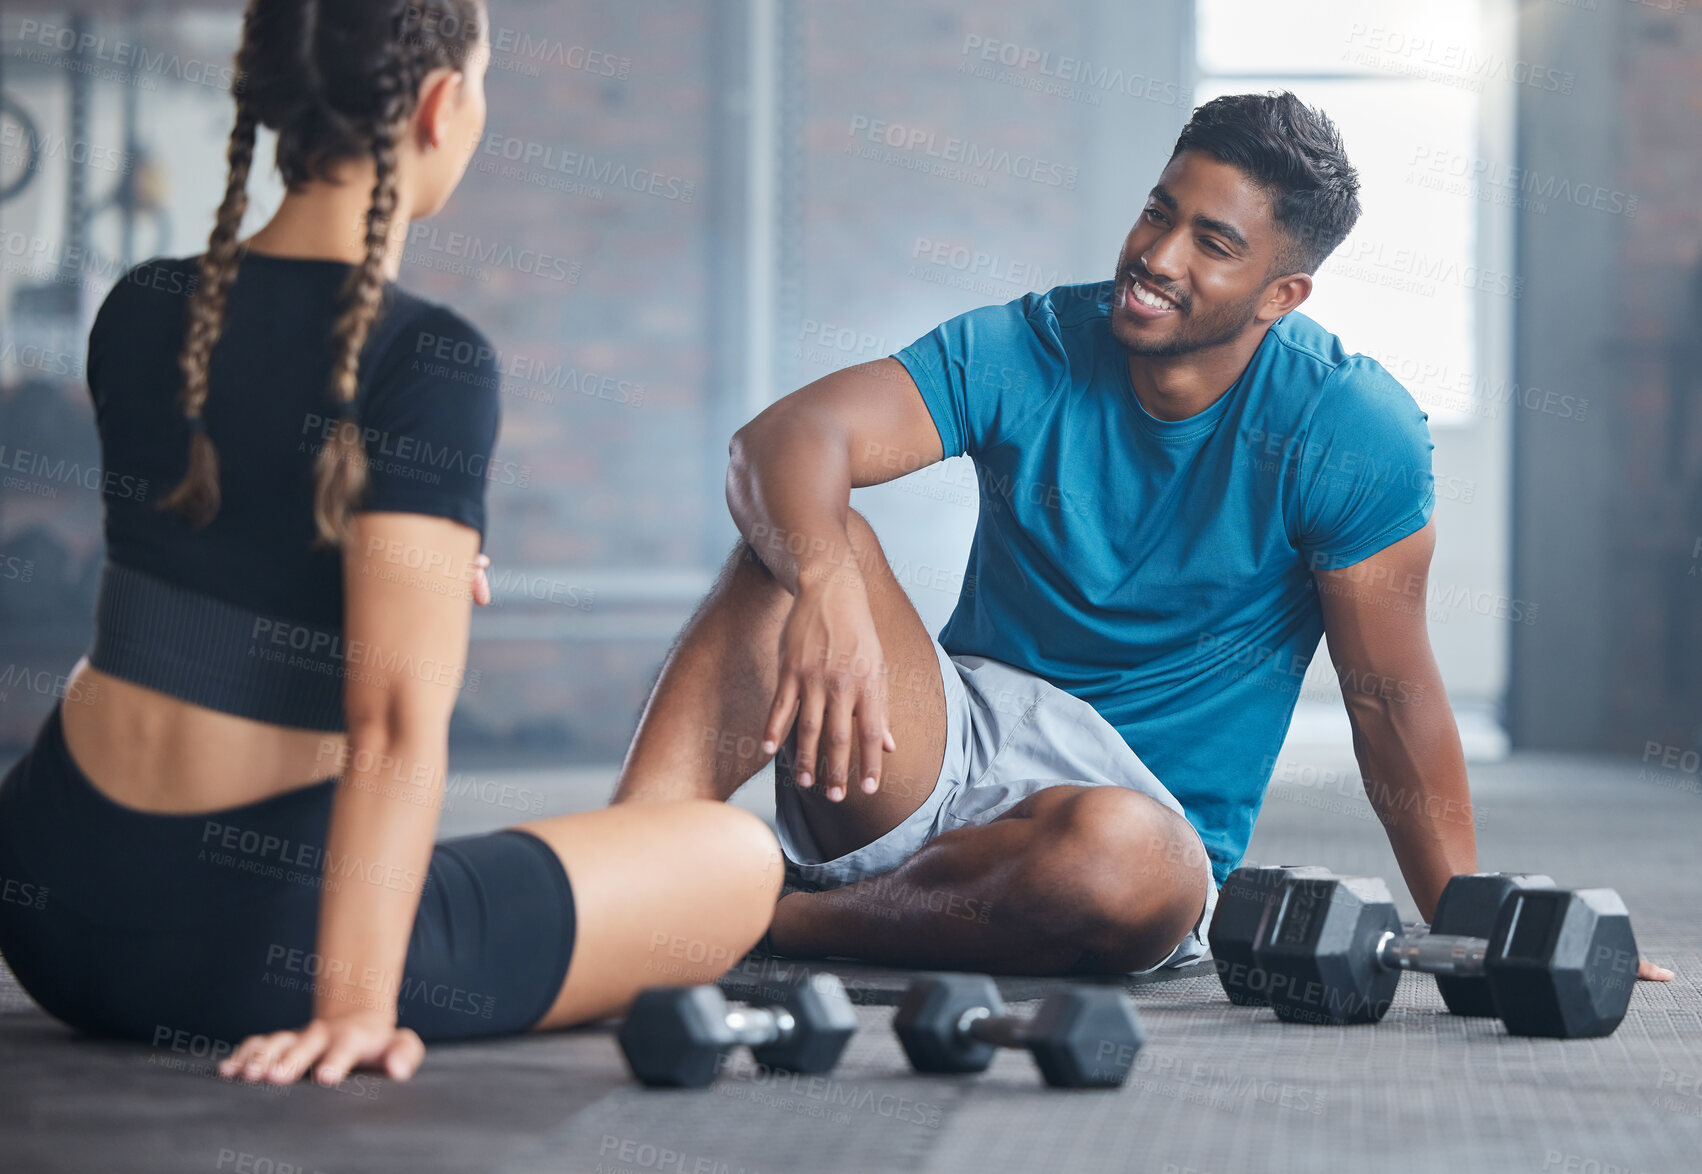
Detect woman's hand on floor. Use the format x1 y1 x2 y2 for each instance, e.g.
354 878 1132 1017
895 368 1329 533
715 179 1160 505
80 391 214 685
218 1011 425 1086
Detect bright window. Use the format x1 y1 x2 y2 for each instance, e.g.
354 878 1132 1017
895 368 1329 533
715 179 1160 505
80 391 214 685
1195 0 1493 425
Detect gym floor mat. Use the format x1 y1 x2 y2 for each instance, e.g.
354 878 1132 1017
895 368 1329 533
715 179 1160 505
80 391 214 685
1 751 1697 1173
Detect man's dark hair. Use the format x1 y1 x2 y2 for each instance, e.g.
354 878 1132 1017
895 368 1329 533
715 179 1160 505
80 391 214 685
1169 91 1361 277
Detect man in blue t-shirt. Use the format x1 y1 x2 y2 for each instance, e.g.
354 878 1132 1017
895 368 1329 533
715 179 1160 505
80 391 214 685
612 92 1496 974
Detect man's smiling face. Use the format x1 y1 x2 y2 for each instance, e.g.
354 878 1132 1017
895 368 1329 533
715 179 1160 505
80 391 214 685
1109 149 1307 359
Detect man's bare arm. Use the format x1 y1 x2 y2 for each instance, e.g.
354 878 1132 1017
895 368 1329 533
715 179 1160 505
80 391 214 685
727 357 944 594
1315 521 1673 980
726 358 945 796
1313 520 1476 921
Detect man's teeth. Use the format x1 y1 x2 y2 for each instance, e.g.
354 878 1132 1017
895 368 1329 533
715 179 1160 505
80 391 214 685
1130 281 1177 311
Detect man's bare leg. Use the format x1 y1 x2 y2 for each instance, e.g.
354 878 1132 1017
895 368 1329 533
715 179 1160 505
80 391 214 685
770 785 1212 975
613 509 1209 975
612 510 951 858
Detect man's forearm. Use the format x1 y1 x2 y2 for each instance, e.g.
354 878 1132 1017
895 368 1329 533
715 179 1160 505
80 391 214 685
727 412 863 594
1347 692 1478 921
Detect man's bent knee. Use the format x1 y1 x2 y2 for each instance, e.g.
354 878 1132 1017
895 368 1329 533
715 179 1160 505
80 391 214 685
1028 787 1209 971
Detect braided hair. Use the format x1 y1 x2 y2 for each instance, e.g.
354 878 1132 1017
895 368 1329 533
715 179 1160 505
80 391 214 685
158 0 485 545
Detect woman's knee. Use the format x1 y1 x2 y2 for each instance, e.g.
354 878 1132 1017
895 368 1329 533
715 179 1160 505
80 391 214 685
526 803 784 1026
687 801 786 906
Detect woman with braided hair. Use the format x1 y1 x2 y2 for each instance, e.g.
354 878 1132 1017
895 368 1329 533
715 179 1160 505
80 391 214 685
0 0 781 1087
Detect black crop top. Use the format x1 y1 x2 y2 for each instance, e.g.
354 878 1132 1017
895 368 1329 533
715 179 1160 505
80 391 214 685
83 252 502 730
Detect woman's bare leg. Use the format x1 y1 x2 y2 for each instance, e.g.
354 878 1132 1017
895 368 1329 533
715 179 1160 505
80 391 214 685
516 801 784 1028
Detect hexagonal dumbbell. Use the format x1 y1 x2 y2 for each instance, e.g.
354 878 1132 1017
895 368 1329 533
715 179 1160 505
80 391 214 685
1252 873 1639 1038
1427 872 1553 1017
1206 863 1333 1005
618 973 857 1088
893 974 1144 1089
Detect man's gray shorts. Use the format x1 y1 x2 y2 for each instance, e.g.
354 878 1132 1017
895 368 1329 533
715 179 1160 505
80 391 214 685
774 632 1218 975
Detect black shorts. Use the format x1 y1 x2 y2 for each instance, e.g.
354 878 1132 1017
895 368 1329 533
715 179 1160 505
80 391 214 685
0 704 575 1046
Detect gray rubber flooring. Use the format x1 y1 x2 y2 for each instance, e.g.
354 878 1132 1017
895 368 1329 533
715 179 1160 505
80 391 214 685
1 750 1698 1173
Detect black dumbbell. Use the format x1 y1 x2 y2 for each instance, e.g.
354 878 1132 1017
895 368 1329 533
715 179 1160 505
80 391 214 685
618 973 857 1088
893 974 1144 1088
1207 863 1333 1005
1428 872 1554 1016
1252 873 1639 1038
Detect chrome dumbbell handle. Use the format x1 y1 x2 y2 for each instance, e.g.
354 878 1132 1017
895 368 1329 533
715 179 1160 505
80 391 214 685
954 1005 1034 1049
1374 930 1489 978
722 1005 796 1049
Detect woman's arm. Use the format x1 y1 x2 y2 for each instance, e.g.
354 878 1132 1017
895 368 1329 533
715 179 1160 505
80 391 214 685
221 511 482 1085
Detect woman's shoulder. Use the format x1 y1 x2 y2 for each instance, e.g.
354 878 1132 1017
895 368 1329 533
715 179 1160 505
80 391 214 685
94 255 202 327
87 257 204 392
361 289 502 429
366 288 500 400
373 286 497 365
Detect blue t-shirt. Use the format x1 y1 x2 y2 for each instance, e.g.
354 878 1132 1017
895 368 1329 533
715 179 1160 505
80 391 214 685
894 281 1435 884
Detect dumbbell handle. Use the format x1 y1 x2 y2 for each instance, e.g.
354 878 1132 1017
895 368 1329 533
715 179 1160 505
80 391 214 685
954 1006 1031 1050
723 1006 797 1049
1375 930 1488 978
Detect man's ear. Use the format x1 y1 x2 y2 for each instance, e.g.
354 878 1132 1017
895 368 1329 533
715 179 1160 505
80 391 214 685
1260 272 1313 322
